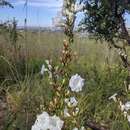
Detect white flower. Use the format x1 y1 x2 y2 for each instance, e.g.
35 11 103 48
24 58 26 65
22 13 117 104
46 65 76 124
64 98 71 107
70 97 78 107
43 60 53 78
124 101 130 111
119 101 125 112
128 84 130 91
108 93 118 102
45 60 52 70
45 60 49 65
69 74 85 92
127 115 130 123
40 64 47 75
49 115 64 130
32 112 64 130
73 127 78 130
32 112 50 130
64 107 71 117
80 126 85 130
64 97 78 107
124 111 128 117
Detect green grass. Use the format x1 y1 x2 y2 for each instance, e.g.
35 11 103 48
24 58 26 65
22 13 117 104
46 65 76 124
1 31 130 130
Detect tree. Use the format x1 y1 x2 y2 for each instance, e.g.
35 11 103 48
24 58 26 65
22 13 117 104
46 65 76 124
80 0 130 42
0 0 13 8
79 0 130 85
0 0 13 34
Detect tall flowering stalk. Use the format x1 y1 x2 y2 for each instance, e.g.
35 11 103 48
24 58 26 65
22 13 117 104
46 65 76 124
32 1 86 130
48 0 86 129
62 0 76 43
53 0 84 43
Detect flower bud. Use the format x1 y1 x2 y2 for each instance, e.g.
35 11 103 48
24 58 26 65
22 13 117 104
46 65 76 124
54 98 58 105
62 50 65 54
56 91 60 97
63 40 69 48
65 90 70 96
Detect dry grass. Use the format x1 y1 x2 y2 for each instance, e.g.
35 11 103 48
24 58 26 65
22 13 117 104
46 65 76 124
14 31 120 64
0 31 130 130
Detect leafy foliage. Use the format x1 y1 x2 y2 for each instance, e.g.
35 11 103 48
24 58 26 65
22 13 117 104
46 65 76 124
79 0 130 42
0 0 13 8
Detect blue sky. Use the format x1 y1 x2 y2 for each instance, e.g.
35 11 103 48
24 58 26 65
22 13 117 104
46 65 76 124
0 0 63 27
0 0 130 27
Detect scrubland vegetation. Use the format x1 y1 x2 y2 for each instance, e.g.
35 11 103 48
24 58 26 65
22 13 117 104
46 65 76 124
1 0 130 130
0 30 130 130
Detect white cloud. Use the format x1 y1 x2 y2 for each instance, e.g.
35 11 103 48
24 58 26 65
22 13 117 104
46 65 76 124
11 0 63 8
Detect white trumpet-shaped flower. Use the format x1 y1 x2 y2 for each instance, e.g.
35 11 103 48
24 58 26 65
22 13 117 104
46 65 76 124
69 74 85 92
70 97 78 107
127 115 130 123
49 115 64 130
32 112 64 130
40 64 48 75
64 97 78 107
124 101 130 111
45 60 49 65
80 126 85 130
73 127 78 130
